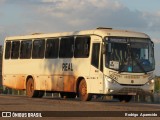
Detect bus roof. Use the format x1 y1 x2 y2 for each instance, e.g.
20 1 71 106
5 28 150 40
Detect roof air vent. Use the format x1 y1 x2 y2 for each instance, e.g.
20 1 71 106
31 33 43 35
96 27 112 30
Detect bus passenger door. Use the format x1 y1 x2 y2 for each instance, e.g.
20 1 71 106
90 42 104 94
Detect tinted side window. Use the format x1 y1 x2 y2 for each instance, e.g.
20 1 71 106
100 52 103 72
32 39 45 59
11 41 20 59
74 36 90 58
5 41 11 59
20 40 32 59
45 38 59 58
91 43 100 68
59 37 74 58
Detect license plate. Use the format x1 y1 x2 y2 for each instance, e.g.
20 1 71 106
128 93 136 95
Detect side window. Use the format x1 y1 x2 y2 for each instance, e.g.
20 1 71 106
20 40 32 59
91 43 100 68
100 52 103 72
5 41 11 59
59 37 74 58
74 36 90 58
45 38 59 58
32 39 45 59
11 41 20 59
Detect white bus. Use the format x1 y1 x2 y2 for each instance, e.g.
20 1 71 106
2 27 155 102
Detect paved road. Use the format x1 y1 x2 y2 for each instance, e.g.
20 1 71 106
0 95 159 120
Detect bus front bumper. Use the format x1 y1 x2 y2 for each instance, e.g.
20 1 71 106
104 78 154 96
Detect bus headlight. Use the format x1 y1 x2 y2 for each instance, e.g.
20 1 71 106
146 79 154 85
105 76 116 83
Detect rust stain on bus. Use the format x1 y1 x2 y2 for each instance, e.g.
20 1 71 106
3 75 26 90
63 76 76 92
15 75 26 90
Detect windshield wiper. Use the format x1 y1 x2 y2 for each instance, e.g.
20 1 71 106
118 62 124 73
119 46 147 74
134 58 147 74
131 51 147 74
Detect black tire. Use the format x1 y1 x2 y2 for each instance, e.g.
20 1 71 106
118 95 132 102
78 79 92 101
67 92 76 98
150 95 154 102
60 92 76 98
60 92 66 98
38 91 44 98
26 78 39 98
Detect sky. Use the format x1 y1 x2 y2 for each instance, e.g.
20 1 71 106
0 0 160 75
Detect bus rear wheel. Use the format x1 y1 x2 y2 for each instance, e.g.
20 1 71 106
26 78 39 98
78 79 92 101
37 91 44 98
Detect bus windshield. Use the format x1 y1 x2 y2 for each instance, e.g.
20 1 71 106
105 37 155 73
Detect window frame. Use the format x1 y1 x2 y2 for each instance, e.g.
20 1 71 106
5 41 11 59
45 38 59 59
32 39 45 59
59 37 74 58
91 43 100 69
20 40 32 59
74 36 90 58
11 41 20 59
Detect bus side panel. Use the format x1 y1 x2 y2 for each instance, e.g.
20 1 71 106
34 75 64 92
16 75 26 89
34 76 46 91
50 76 63 91
3 75 25 90
3 75 16 89
34 75 76 92
63 75 76 92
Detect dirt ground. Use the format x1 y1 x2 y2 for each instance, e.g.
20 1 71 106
0 95 159 120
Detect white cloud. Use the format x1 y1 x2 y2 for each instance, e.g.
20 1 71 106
33 0 128 29
152 38 160 43
142 11 160 30
1 0 160 39
40 0 123 10
32 0 160 33
41 0 65 3
38 0 125 14
1 0 160 74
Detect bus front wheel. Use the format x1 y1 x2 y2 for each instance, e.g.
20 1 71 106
78 79 92 101
60 92 76 99
118 95 132 102
26 78 39 98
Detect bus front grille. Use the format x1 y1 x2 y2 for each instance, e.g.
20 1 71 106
117 88 144 94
